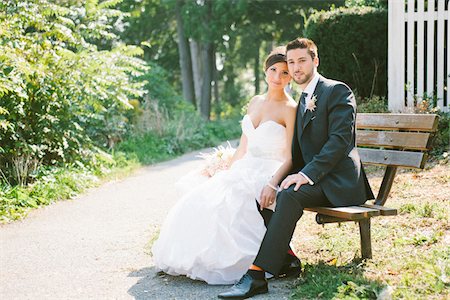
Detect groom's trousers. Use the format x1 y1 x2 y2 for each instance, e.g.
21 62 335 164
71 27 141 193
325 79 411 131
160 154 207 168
253 183 332 275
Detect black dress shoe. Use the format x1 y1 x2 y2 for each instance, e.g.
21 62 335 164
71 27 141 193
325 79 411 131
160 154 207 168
218 274 268 299
276 257 302 279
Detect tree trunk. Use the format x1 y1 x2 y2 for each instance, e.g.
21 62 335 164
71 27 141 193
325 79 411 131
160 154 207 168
199 0 213 120
213 52 219 103
190 39 202 105
175 0 195 106
223 35 237 105
200 42 213 120
254 40 261 95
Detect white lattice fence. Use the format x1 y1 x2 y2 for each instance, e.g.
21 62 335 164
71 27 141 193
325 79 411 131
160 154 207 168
388 0 449 112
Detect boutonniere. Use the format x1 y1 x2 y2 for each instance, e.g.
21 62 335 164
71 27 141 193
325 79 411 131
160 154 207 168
305 95 317 112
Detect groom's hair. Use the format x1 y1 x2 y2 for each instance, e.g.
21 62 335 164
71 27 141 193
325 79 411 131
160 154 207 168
286 38 318 60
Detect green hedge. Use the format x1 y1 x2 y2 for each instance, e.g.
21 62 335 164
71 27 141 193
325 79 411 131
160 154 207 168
304 6 387 99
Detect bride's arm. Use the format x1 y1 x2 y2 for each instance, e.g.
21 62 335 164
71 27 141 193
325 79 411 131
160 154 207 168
259 104 297 209
228 134 248 167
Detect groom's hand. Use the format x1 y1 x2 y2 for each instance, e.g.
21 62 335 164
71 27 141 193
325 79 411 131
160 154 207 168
280 174 309 191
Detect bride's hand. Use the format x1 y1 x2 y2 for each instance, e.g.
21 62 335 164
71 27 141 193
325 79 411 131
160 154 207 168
259 185 277 210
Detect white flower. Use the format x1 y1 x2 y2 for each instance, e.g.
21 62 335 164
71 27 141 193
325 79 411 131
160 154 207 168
306 95 317 112
197 141 236 177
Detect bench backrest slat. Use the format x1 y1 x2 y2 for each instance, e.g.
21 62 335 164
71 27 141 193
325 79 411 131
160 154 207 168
356 113 439 132
356 131 431 150
358 148 426 169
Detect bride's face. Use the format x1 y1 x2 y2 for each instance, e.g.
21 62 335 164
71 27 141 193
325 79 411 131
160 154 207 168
265 62 291 89
286 48 319 86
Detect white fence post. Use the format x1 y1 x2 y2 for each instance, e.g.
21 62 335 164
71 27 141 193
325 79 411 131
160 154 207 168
388 0 405 112
406 0 415 108
426 0 436 97
436 0 446 111
417 0 425 99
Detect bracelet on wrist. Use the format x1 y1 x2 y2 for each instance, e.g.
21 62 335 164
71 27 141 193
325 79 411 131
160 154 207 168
266 182 279 192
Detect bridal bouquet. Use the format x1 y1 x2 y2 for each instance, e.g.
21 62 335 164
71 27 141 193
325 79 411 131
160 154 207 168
197 142 236 177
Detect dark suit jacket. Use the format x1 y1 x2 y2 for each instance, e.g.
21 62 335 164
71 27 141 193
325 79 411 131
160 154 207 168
291 75 374 206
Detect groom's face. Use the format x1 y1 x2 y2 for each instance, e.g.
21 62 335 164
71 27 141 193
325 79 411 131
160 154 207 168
286 48 318 86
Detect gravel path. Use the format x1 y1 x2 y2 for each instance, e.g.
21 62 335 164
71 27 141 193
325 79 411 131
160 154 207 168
0 145 295 300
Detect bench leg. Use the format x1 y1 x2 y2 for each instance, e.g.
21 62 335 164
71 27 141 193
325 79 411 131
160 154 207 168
358 218 372 259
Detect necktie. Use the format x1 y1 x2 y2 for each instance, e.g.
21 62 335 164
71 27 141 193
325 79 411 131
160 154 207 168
300 92 308 116
296 92 308 128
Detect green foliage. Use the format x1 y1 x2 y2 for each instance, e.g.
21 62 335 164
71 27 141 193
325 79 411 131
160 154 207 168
0 0 147 185
345 0 387 8
291 262 384 299
392 247 449 298
0 150 139 222
117 100 241 165
413 98 449 157
433 112 450 156
117 0 346 106
304 6 387 98
140 62 184 109
357 95 389 113
117 0 180 83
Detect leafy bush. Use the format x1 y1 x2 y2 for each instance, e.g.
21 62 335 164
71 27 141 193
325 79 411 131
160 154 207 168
414 100 449 157
304 6 387 98
139 62 184 109
0 0 147 185
345 0 387 8
117 99 241 165
357 95 389 113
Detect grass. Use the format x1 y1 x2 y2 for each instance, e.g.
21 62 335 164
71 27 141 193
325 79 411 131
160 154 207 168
290 161 449 299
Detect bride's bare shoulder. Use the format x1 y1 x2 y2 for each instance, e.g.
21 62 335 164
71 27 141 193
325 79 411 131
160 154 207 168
247 94 265 113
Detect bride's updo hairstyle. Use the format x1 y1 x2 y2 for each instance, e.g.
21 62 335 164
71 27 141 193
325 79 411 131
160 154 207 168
264 46 287 71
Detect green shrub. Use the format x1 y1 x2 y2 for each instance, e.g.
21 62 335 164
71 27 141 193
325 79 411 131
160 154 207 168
345 0 387 8
432 112 449 157
139 62 184 109
0 0 147 185
357 95 389 113
304 6 387 98
414 99 449 157
117 99 241 165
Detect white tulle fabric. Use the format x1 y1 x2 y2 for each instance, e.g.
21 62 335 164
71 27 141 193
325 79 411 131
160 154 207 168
152 115 287 285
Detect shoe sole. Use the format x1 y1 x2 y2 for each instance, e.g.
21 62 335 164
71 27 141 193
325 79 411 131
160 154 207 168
275 268 302 279
246 285 268 298
218 286 268 299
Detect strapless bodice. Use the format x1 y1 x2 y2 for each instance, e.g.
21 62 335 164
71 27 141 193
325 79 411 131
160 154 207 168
241 115 287 161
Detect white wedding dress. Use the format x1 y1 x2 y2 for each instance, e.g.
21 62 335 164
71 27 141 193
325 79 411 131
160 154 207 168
152 115 287 285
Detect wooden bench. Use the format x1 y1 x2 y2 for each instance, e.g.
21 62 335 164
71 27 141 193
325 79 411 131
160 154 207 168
305 113 439 259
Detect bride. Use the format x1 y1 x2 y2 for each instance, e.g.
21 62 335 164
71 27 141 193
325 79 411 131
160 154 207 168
152 47 298 285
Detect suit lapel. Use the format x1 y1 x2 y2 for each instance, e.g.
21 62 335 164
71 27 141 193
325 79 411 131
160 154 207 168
302 76 325 132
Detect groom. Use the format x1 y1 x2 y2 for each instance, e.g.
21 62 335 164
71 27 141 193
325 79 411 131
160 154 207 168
219 38 374 298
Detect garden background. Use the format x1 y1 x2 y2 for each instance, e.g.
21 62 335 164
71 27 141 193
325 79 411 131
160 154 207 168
0 0 448 299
